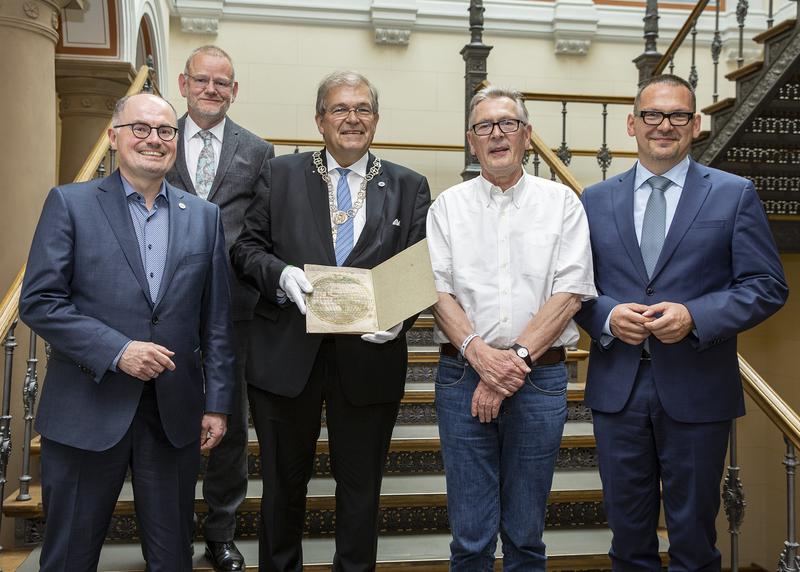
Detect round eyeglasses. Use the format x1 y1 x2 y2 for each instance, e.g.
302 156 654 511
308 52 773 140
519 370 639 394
471 119 525 136
638 110 695 126
113 123 179 142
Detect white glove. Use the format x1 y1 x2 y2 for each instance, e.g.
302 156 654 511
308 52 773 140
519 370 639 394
361 323 403 344
279 266 313 315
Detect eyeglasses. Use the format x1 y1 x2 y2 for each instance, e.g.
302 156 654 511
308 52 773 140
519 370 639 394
184 73 234 92
326 106 375 119
471 119 525 136
638 110 695 126
113 123 179 142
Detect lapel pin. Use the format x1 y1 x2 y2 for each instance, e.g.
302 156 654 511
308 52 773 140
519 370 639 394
178 202 186 210
392 219 401 226
378 181 386 188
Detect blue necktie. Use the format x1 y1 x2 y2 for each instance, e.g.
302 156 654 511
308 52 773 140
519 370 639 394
195 130 216 200
335 168 353 266
640 175 671 278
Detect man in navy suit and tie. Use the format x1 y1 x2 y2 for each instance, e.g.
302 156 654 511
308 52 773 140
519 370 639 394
20 93 235 571
575 74 788 571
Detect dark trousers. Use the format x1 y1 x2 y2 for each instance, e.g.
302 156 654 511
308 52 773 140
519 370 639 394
203 320 250 542
38 384 199 572
249 340 400 572
593 361 731 572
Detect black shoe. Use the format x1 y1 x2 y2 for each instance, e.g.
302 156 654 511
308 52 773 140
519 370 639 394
205 540 244 571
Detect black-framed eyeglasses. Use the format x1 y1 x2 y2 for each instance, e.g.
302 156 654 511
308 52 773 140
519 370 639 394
184 73 234 92
638 110 695 126
471 119 525 136
113 123 179 142
326 106 375 119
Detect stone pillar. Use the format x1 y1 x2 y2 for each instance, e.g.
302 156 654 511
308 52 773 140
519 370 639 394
0 0 72 294
56 61 136 183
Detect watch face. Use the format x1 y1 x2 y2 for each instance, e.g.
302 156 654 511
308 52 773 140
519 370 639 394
516 347 529 359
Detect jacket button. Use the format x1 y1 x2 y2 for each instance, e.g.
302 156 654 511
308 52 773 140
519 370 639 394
646 287 654 295
151 315 159 325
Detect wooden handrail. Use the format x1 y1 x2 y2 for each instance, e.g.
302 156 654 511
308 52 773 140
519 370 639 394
653 0 712 76
521 92 635 106
0 65 155 342
528 130 584 196
740 354 800 449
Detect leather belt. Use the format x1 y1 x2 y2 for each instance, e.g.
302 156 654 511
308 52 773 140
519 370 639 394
440 343 566 366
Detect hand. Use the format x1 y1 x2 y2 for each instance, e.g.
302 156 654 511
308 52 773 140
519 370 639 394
361 323 402 344
279 266 313 315
464 339 528 397
200 413 227 450
471 380 505 423
642 302 694 344
118 341 175 381
609 303 654 345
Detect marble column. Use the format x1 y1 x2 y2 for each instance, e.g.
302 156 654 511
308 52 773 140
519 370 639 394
56 60 135 183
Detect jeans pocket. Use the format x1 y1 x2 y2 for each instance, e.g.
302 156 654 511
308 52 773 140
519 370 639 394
435 355 468 388
525 364 568 396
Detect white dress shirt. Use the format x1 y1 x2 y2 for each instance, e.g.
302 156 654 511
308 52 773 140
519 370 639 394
183 115 226 191
326 150 369 244
427 172 597 349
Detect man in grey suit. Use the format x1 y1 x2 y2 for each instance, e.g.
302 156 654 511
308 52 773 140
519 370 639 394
20 93 235 571
166 45 274 571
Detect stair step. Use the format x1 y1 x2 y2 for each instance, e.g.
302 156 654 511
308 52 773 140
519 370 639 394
725 60 763 81
14 529 669 571
701 97 736 115
753 19 797 44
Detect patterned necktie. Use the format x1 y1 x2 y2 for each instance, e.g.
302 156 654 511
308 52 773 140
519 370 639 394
334 168 354 266
195 130 216 200
640 175 672 278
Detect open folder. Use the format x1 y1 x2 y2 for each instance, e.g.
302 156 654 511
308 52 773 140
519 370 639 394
305 240 437 334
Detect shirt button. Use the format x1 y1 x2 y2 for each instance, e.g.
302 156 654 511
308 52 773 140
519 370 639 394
148 244 152 250
150 272 154 278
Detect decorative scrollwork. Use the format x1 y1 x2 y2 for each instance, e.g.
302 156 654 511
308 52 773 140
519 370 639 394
596 144 612 173
723 466 746 533
556 143 572 167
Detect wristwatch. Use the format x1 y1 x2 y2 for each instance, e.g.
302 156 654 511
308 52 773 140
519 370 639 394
510 343 534 367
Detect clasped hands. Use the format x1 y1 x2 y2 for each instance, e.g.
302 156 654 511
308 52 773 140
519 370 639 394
279 266 401 344
465 339 530 424
609 301 694 345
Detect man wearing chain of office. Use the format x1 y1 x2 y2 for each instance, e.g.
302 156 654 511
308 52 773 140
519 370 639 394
231 70 431 571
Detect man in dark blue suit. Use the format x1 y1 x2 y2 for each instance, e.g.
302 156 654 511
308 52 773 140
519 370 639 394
20 93 235 572
575 75 788 571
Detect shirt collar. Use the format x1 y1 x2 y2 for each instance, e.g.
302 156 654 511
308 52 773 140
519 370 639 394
184 114 226 144
326 150 369 178
121 175 169 203
634 155 690 192
477 171 525 209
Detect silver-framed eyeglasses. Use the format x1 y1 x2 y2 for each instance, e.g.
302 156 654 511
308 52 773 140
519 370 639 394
638 110 694 126
471 119 525 136
113 123 179 142
184 73 234 92
327 106 375 119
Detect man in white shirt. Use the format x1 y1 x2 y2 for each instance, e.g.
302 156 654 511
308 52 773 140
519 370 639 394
166 44 274 572
427 86 596 571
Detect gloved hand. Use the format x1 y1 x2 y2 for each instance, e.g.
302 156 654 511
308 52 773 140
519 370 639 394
279 266 313 315
361 323 403 344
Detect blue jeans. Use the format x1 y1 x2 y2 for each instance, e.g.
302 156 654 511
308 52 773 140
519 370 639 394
435 354 568 572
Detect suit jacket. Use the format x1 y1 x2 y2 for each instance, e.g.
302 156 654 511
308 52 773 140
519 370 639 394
166 116 275 322
574 159 788 423
20 171 235 451
231 150 431 406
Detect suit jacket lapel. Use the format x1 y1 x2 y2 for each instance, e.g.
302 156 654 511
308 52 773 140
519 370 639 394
175 116 196 195
154 183 190 309
208 119 238 203
347 153 385 265
96 171 153 306
612 167 650 284
651 159 711 280
306 150 337 265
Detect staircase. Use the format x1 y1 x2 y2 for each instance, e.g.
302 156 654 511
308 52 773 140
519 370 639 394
3 315 668 570
693 17 800 251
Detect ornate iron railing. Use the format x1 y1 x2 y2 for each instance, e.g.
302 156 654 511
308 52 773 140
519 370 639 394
0 63 157 557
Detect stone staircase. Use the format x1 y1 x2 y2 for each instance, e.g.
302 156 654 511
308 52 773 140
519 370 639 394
3 315 668 570
693 17 800 252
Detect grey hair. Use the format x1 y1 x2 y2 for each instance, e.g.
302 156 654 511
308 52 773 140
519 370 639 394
468 86 529 126
183 45 235 82
315 71 379 116
634 74 696 112
112 94 178 125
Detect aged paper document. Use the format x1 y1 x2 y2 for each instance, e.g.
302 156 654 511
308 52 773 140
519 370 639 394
305 240 437 334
